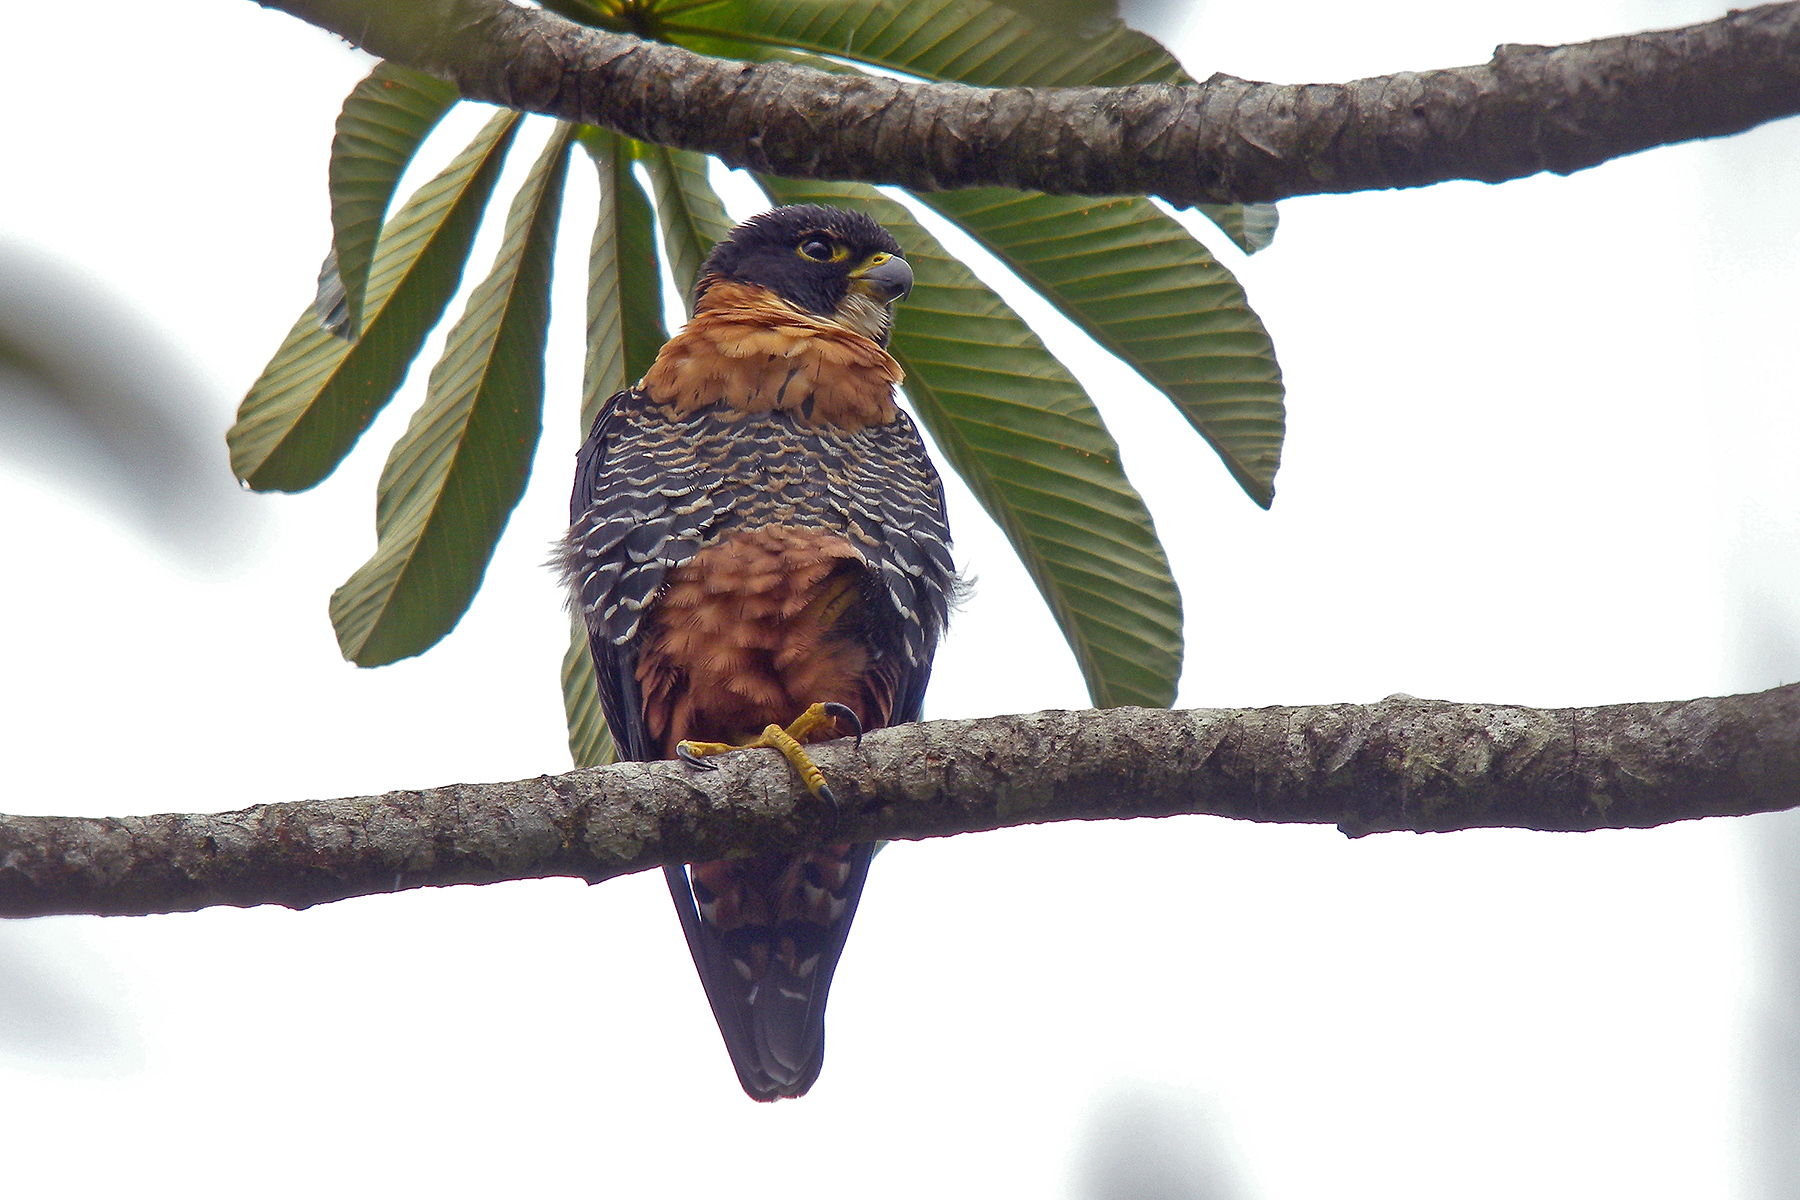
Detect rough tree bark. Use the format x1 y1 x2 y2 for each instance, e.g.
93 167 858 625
256 0 1800 205
4 684 1796 919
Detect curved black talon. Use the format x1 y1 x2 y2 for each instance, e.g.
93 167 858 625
816 782 842 838
677 743 720 770
823 702 864 748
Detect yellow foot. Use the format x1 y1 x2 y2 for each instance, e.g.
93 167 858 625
677 702 863 804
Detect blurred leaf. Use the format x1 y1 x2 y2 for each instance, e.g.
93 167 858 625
761 174 1183 708
323 62 461 339
637 143 734 308
0 237 253 562
229 111 521 492
1195 201 1279 256
563 616 619 768
331 122 577 667
0 336 53 388
918 189 1284 507
577 128 667 429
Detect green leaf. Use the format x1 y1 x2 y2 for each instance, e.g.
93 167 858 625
330 122 578 667
229 111 522 492
917 189 1285 507
986 0 1121 32
661 0 1274 252
637 143 734 308
577 129 668 429
760 174 1183 708
325 62 461 339
559 128 669 761
562 615 618 768
1196 201 1279 256
661 0 1185 87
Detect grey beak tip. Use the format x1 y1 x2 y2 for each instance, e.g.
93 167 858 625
864 255 914 302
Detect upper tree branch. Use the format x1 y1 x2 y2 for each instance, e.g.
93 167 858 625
5 684 1797 918
256 0 1800 205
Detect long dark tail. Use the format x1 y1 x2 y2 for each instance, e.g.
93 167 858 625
665 842 876 1100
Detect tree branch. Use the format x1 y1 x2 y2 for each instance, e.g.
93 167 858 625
5 684 1796 918
254 0 1800 205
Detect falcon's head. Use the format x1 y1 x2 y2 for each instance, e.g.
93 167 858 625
696 205 914 346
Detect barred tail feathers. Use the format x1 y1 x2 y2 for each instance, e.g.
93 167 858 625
664 843 876 1101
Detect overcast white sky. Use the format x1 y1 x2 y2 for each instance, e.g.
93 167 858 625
2 1 1798 1197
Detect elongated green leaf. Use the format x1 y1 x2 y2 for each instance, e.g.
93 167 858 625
988 0 1122 33
918 189 1285 507
663 0 1182 87
760 175 1182 708
326 62 460 339
331 122 577 667
577 129 668 428
563 616 618 768
229 112 521 492
638 144 734 308
559 128 669 762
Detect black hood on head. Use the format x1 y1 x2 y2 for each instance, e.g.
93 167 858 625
696 204 906 318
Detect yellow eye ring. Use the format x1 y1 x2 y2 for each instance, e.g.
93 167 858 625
799 238 833 261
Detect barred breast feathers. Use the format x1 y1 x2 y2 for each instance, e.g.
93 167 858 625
557 394 954 658
557 275 952 694
638 279 904 432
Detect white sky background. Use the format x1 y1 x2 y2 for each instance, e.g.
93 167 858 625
2 0 1798 1196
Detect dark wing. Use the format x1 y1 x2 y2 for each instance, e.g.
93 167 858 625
844 411 956 725
559 387 730 763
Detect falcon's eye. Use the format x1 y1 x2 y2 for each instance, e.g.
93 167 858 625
799 238 834 261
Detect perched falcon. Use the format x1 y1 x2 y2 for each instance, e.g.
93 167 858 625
557 205 955 1100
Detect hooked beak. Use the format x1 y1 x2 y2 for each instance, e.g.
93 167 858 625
848 252 913 304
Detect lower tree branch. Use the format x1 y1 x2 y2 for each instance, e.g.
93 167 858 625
256 0 1800 205
4 684 1796 918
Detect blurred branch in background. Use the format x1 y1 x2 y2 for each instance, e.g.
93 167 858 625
0 923 142 1078
1751 806 1800 1199
1077 1085 1250 1200
0 238 259 568
0 240 265 1072
1736 603 1800 1199
3 685 1796 919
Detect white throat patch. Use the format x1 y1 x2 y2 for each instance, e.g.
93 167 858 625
834 292 894 345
